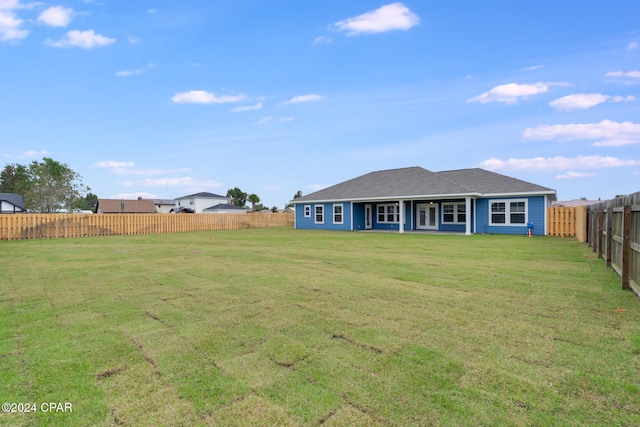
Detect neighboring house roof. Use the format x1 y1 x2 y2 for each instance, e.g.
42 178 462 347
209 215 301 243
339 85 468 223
292 167 556 203
147 198 176 205
203 203 248 212
171 206 195 213
552 199 601 207
96 199 157 213
175 192 229 200
0 193 26 212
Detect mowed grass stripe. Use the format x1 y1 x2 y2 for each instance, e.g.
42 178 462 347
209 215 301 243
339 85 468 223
0 228 638 426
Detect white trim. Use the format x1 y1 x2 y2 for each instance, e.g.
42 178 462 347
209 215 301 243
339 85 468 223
399 200 405 233
376 203 400 223
365 204 373 230
489 198 528 226
350 202 354 230
304 205 311 217
290 190 555 205
416 203 438 230
441 202 467 224
314 205 324 224
543 195 548 235
333 203 344 224
465 197 472 235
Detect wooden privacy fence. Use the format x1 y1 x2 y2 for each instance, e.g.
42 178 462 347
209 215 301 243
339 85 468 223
546 206 587 242
585 192 640 298
0 212 294 241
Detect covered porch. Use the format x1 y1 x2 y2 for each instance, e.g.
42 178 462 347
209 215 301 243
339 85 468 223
354 197 474 235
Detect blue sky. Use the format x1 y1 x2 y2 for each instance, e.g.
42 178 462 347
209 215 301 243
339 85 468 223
1 1 639 208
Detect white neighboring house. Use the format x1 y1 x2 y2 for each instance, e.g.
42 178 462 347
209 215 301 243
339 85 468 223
174 192 233 214
146 199 176 214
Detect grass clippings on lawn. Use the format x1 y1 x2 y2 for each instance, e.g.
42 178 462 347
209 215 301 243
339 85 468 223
0 228 638 426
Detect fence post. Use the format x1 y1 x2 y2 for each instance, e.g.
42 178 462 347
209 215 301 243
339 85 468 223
621 204 631 291
597 210 603 259
606 206 613 267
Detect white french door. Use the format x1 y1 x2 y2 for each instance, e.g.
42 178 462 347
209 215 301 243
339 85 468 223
416 203 438 230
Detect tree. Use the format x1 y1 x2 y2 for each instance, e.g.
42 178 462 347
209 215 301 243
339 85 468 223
73 192 98 211
271 205 279 212
1 158 89 212
0 163 30 195
226 187 247 207
247 193 260 210
286 190 302 208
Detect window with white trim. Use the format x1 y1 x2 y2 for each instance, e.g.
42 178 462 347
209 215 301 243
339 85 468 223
490 199 527 225
304 205 311 217
377 204 399 223
442 202 466 224
315 205 324 224
333 204 343 224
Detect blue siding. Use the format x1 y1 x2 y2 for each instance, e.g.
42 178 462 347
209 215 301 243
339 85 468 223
295 203 352 231
476 196 546 235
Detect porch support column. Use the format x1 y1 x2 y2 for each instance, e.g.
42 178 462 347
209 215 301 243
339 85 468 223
465 197 472 235
399 200 405 233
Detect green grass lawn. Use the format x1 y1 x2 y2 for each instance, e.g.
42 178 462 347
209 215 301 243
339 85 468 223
1 228 639 426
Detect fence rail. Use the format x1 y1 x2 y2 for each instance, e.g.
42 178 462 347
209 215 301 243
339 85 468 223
0 212 294 240
586 192 640 298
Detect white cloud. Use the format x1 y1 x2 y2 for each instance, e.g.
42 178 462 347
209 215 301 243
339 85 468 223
95 160 193 177
333 2 419 35
307 184 329 192
38 6 73 27
256 116 294 125
230 102 263 112
94 160 135 168
0 9 28 41
313 36 332 44
523 65 544 71
141 177 224 189
284 94 324 104
605 70 640 84
3 149 49 159
555 171 598 179
479 155 640 171
147 8 157 14
46 29 116 48
628 42 638 50
549 93 635 111
115 63 156 77
469 82 569 104
171 90 246 104
523 120 640 146
110 191 158 199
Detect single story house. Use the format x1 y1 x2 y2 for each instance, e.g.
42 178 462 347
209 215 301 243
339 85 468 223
174 192 232 214
95 198 157 214
203 203 249 214
0 193 26 214
291 167 557 235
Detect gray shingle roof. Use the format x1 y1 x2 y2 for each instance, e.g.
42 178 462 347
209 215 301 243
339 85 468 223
0 193 25 210
292 167 556 203
176 192 228 199
203 203 248 212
